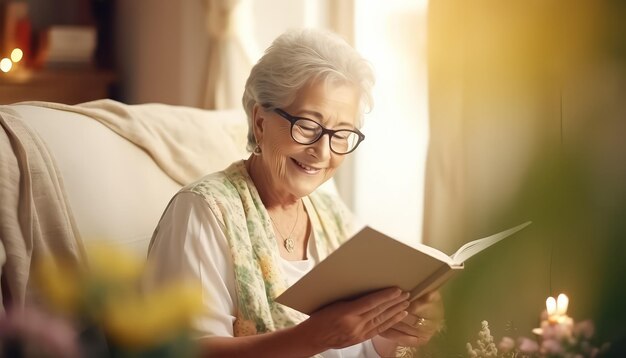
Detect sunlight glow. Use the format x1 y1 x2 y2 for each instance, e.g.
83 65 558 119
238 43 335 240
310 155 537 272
353 0 430 244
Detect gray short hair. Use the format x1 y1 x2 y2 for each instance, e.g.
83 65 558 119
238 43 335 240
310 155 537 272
242 28 375 151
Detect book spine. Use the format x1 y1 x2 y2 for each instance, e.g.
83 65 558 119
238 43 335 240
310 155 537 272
409 265 461 301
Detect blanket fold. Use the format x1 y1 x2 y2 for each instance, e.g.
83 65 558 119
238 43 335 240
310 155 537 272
22 100 248 186
0 106 86 310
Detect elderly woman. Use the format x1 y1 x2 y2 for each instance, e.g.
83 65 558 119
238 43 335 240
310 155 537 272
146 29 443 357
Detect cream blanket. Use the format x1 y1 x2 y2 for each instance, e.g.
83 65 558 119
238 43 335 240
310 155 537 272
0 106 86 309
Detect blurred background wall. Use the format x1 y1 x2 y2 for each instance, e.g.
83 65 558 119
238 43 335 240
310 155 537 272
423 0 626 355
114 0 322 106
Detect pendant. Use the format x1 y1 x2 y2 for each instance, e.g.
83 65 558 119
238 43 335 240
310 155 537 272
284 238 295 253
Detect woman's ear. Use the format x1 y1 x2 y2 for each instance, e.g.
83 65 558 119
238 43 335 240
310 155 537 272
252 103 266 144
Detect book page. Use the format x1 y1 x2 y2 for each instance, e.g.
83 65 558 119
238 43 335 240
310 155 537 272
276 223 530 314
275 226 453 314
450 221 532 265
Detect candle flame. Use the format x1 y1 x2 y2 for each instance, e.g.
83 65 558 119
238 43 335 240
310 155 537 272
546 296 557 316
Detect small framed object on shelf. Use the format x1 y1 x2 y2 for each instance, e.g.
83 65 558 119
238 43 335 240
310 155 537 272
0 1 116 104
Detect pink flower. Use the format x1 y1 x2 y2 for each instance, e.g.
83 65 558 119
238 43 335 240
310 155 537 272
540 318 573 341
498 336 515 353
517 337 539 353
541 338 564 355
574 320 595 339
0 306 80 358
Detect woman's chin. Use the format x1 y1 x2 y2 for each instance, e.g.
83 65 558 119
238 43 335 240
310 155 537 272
285 178 323 198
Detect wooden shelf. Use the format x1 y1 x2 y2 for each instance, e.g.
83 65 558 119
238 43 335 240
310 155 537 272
0 68 116 105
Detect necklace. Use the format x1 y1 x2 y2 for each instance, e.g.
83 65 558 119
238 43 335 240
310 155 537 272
269 201 301 253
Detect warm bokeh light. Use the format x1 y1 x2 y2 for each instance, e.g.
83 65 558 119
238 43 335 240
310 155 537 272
557 293 569 316
0 58 12 72
10 48 23 62
546 296 557 316
546 293 570 320
353 0 429 244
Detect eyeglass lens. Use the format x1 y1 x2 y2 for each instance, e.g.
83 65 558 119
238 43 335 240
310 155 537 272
292 118 360 154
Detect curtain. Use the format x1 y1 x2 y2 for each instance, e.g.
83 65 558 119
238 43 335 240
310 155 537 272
422 0 626 356
326 0 358 210
350 1 430 243
202 0 257 109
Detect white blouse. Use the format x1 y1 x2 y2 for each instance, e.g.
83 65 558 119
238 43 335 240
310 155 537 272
146 192 380 357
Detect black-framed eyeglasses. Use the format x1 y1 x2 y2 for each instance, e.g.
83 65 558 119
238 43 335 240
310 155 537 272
274 108 365 155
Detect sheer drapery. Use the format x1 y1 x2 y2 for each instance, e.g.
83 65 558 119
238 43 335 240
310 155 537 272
327 0 357 210
351 1 430 244
202 0 257 109
422 1 554 251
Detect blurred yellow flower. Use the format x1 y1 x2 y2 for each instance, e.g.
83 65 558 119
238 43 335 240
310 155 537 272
87 241 145 283
102 281 203 348
33 242 204 354
34 258 83 314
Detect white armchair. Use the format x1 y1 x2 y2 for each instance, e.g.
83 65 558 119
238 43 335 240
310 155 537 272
13 101 250 256
0 100 249 308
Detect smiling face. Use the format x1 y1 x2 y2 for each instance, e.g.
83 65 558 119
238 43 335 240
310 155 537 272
251 80 361 202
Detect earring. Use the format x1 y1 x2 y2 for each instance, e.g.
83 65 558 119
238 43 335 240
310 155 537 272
253 144 262 156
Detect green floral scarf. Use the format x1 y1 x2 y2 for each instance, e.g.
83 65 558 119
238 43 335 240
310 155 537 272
187 161 352 336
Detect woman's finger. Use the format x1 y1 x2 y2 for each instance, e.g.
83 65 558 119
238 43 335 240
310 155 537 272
406 291 445 327
402 313 423 326
360 291 410 322
379 328 429 347
350 288 406 314
365 309 408 339
390 320 424 337
401 314 440 333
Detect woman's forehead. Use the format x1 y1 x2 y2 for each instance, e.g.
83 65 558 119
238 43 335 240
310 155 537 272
287 82 360 127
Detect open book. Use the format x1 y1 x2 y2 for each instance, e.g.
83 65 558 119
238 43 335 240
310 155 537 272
275 221 531 315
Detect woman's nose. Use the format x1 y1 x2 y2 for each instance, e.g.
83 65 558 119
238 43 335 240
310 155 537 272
307 134 331 159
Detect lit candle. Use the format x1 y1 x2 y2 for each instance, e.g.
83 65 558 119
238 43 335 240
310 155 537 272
536 294 574 338
556 293 569 316
546 296 557 317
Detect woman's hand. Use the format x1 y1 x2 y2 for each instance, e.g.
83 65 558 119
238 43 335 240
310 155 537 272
297 287 410 352
199 288 410 358
378 290 445 347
